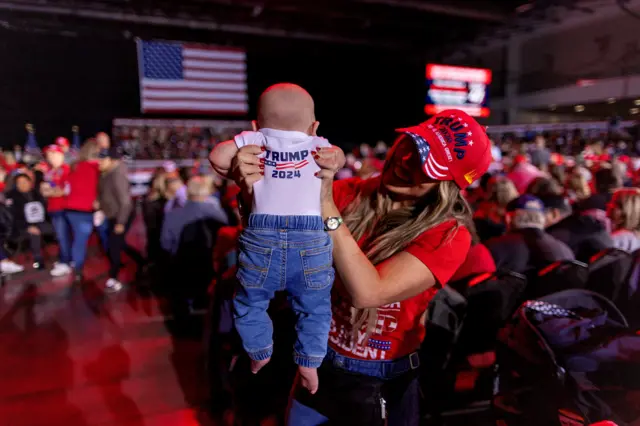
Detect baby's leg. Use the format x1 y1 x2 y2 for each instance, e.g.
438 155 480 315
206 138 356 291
234 236 278 374
289 238 334 394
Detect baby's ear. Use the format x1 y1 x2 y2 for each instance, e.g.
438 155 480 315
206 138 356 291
251 120 259 131
311 121 320 136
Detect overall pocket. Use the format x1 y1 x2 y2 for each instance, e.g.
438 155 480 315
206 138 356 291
300 244 334 290
237 239 272 289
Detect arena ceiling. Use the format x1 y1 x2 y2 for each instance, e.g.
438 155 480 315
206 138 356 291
0 0 570 56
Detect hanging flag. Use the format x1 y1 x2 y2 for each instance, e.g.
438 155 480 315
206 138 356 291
136 39 248 115
24 123 41 156
71 125 81 151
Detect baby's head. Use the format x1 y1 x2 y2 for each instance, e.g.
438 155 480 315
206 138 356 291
254 83 319 135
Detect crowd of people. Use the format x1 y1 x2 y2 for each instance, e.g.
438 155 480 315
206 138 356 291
2 104 640 425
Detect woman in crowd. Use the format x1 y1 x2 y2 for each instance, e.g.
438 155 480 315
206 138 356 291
607 188 640 252
6 170 50 270
230 110 492 425
41 144 72 277
142 168 167 267
567 169 591 203
473 176 518 241
58 139 101 280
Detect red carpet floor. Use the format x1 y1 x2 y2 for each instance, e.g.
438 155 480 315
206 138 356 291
0 222 216 426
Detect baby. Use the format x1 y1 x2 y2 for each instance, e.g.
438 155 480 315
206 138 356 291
210 83 345 393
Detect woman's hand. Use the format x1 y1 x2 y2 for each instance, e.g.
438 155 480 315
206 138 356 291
313 146 345 204
231 145 264 194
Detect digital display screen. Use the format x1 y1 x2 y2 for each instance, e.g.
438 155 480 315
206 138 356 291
425 64 492 118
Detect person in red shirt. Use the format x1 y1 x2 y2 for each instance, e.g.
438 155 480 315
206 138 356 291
41 144 72 276
55 139 101 281
230 109 492 425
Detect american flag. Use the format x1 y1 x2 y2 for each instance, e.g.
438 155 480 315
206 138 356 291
275 160 309 170
137 40 248 115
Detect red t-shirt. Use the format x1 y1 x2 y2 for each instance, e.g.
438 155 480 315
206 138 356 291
328 177 471 361
65 161 100 212
44 164 70 212
449 243 496 283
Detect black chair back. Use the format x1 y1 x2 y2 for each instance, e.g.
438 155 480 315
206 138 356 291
587 248 634 305
526 260 589 300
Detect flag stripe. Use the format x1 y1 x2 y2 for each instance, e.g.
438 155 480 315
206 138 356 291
142 100 248 111
183 50 246 61
142 79 247 91
143 90 248 101
184 69 245 81
183 59 246 71
138 40 248 115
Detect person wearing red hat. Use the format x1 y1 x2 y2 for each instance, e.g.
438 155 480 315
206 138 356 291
55 137 72 164
231 109 493 425
42 144 72 277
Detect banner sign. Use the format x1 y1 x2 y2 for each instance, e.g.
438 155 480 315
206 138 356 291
425 64 492 118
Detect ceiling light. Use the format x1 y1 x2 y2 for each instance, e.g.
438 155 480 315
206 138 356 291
607 97 616 104
631 108 639 115
634 99 640 106
574 105 585 112
549 104 557 111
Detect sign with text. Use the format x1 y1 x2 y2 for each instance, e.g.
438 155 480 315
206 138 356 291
425 64 492 118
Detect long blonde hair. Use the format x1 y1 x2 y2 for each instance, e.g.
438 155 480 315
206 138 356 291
343 178 473 342
608 188 640 232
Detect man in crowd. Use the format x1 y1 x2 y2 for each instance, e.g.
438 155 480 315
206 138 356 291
575 167 622 213
161 176 228 256
97 149 144 292
96 132 111 151
485 194 575 274
542 193 613 262
530 134 551 172
161 176 228 320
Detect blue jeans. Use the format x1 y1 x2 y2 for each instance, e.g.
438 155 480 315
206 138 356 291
50 211 71 264
233 214 334 368
64 211 94 272
287 349 421 426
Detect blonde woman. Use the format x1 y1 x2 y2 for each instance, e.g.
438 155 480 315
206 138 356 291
607 188 640 252
567 169 591 203
475 176 519 224
231 110 492 426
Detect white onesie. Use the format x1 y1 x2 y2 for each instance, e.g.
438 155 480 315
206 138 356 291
234 128 331 216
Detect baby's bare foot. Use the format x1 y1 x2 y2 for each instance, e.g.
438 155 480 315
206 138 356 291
251 357 270 374
298 366 319 394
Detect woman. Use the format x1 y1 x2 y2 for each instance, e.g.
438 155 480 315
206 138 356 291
6 171 50 269
567 169 591 204
142 168 167 266
473 176 518 241
230 110 492 425
607 188 640 252
60 139 101 281
42 144 71 277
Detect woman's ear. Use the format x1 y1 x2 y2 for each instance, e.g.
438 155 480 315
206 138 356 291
311 121 320 136
251 120 259 131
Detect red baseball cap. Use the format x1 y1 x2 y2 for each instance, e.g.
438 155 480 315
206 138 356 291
44 144 64 155
396 109 492 189
55 137 70 148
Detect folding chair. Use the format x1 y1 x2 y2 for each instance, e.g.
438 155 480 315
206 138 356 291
587 248 634 305
421 270 527 421
526 260 589 300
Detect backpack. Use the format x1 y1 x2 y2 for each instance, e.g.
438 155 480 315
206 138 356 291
494 290 640 426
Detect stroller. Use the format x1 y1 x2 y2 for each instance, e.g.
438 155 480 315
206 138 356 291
493 289 640 426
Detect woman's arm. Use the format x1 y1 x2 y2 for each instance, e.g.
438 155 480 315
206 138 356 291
321 200 437 308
